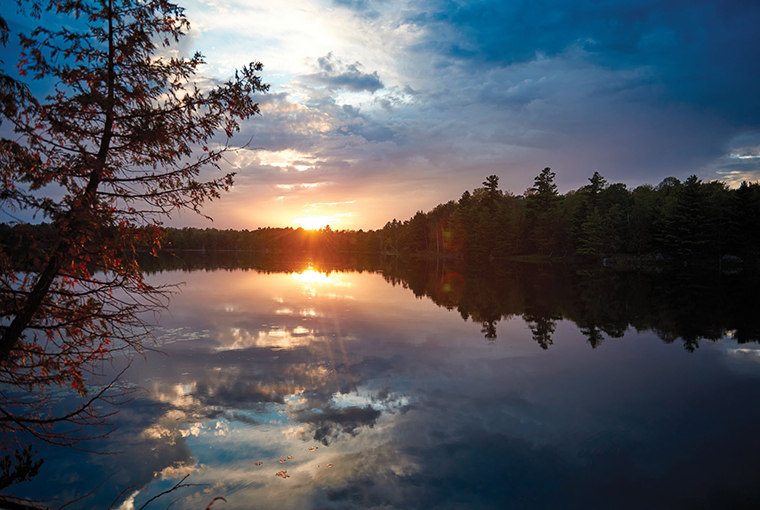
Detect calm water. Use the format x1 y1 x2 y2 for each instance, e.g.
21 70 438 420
14 261 760 509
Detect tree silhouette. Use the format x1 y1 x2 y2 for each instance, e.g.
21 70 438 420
585 171 607 207
525 314 557 349
525 167 560 254
482 175 501 200
483 175 499 190
0 0 267 465
657 175 711 261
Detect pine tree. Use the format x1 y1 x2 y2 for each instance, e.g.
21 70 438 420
0 0 267 447
525 167 560 254
657 175 711 261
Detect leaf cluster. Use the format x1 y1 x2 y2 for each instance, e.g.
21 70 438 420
0 0 267 457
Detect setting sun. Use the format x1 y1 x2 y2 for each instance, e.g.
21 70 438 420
292 216 335 230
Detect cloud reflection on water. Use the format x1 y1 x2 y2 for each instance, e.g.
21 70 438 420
16 265 760 509
111 267 529 508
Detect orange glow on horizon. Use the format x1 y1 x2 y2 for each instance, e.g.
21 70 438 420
292 215 336 230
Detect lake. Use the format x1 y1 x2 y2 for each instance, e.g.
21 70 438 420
13 259 760 509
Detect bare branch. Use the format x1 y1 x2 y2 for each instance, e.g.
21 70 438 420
137 475 207 510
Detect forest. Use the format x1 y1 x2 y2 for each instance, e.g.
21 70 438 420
384 169 760 266
99 169 760 267
4 168 759 269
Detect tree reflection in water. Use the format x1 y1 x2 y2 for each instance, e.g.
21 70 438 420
378 258 760 350
7 254 760 509
143 251 760 350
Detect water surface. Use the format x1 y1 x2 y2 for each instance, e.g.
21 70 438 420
16 262 760 509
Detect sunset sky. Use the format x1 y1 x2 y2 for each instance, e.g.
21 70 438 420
5 0 760 230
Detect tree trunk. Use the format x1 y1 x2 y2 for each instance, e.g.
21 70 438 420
0 1 115 363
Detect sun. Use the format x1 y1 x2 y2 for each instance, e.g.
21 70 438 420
293 215 335 230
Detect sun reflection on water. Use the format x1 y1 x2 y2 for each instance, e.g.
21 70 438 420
292 267 353 290
292 268 333 284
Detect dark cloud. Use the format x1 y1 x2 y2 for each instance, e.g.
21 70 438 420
331 101 396 142
413 0 760 124
332 0 382 19
220 410 260 426
194 379 286 406
294 405 383 445
304 53 385 93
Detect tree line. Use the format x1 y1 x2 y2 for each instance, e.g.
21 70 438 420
138 168 760 267
4 168 759 268
378 169 760 266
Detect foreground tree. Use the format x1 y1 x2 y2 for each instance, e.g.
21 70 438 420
0 0 267 476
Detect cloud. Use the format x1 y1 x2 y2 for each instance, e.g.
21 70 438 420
410 0 760 122
294 405 383 445
332 0 374 13
707 131 760 186
303 53 385 93
11 0 756 230
199 0 755 231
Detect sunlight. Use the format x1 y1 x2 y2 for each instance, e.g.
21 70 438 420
293 215 335 230
258 149 315 171
292 269 333 285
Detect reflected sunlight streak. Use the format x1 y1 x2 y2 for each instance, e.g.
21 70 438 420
292 268 334 284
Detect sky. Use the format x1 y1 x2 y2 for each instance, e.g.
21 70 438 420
5 0 760 229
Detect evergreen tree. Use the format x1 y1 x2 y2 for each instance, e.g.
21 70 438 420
577 209 614 256
525 167 560 254
483 174 500 193
586 171 607 209
482 174 502 208
732 181 760 260
658 175 711 262
0 0 267 448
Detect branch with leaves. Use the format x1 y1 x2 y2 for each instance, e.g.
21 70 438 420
0 0 268 491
